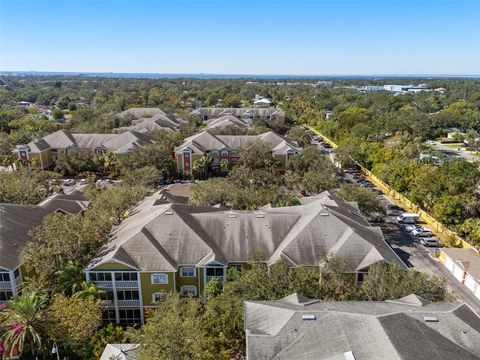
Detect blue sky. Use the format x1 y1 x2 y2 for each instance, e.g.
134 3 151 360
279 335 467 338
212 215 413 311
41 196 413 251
1 0 479 75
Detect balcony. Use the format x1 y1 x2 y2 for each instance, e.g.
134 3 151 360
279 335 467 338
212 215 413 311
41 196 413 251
115 281 139 288
117 300 141 307
101 300 114 307
91 280 113 288
0 281 12 290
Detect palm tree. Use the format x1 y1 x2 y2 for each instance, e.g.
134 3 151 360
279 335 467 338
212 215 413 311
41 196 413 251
72 281 105 300
0 292 46 358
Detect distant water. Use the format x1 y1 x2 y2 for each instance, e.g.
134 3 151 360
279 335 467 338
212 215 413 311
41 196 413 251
1 71 479 79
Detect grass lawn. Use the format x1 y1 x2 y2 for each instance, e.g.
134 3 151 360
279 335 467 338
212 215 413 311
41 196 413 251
443 143 464 149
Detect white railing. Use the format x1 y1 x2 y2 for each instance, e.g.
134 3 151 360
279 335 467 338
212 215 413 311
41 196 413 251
0 281 12 289
115 281 139 288
101 300 114 307
117 300 141 307
91 281 113 288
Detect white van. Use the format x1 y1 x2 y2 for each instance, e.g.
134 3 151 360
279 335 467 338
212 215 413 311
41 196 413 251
396 213 420 224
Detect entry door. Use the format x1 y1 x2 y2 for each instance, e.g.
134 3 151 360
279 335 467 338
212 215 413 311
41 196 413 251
183 152 191 174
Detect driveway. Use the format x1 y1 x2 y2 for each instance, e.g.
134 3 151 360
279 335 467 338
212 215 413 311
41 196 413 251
380 215 480 314
431 141 479 162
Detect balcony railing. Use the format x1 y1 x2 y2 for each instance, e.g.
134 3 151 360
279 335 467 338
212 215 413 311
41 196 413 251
101 300 114 307
91 280 113 288
117 300 141 307
90 280 139 289
115 281 139 288
0 281 12 290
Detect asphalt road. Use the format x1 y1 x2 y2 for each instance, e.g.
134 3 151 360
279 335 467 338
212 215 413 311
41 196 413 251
380 215 480 314
432 141 479 162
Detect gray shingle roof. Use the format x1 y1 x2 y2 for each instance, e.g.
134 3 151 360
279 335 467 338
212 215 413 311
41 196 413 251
244 294 480 360
175 131 300 155
192 107 285 118
0 191 89 270
205 115 251 129
441 248 480 280
116 107 184 133
88 191 403 272
23 130 154 154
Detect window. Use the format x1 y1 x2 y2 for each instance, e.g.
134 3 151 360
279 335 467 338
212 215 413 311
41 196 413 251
221 150 229 157
115 272 137 281
117 290 139 300
230 150 238 157
118 309 142 324
102 309 116 323
206 268 224 277
100 290 115 301
181 286 197 297
152 292 167 303
89 272 112 282
13 268 20 279
229 264 243 272
0 291 13 301
0 273 10 282
180 267 196 277
151 273 168 284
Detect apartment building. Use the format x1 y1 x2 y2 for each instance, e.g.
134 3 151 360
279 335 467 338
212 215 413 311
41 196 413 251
85 190 403 324
0 191 89 303
14 129 154 170
115 107 185 133
244 293 480 359
174 130 300 175
191 107 285 122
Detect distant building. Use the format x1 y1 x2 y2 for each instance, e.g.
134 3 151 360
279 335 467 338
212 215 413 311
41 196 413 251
191 107 285 122
14 129 154 170
204 115 251 130
115 107 184 133
244 293 480 360
253 95 272 107
174 130 300 175
0 190 89 303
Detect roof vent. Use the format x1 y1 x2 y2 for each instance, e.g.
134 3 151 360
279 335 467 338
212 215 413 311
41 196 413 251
320 212 329 216
165 211 173 215
423 316 439 322
227 213 237 218
302 314 316 321
255 211 265 218
344 351 356 360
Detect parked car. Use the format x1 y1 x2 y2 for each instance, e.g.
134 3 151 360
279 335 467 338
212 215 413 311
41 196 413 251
386 209 402 216
79 178 87 185
420 238 441 247
397 213 420 224
405 224 422 233
63 179 76 186
412 228 433 237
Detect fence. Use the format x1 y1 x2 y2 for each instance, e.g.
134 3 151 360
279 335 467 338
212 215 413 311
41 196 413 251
308 126 475 251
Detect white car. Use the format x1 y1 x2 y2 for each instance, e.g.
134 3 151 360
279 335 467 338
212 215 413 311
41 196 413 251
412 228 433 237
405 224 422 233
420 238 441 247
426 140 436 145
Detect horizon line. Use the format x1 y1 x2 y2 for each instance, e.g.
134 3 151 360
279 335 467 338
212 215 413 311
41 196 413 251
1 70 479 79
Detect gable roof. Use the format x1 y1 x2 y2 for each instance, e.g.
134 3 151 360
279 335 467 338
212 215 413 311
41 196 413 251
441 248 480 280
87 191 403 272
192 107 285 118
21 130 154 154
116 107 184 133
205 115 251 130
244 294 480 360
175 131 300 155
0 191 89 270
